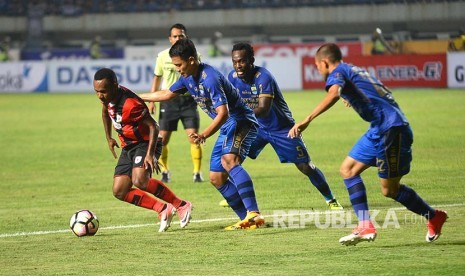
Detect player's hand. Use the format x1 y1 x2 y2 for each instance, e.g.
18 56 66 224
152 158 161 175
148 102 156 115
189 133 206 145
107 138 120 159
288 121 309 139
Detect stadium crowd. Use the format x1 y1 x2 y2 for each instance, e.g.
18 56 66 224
1 0 460 16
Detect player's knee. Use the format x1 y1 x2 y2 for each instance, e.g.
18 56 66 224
381 185 399 198
339 165 354 179
221 157 240 171
296 161 316 176
209 172 227 188
112 188 126 201
131 177 147 190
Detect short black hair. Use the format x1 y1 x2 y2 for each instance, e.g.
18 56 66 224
170 23 187 35
94 68 117 83
169 39 197 61
316 43 343 62
232 42 255 61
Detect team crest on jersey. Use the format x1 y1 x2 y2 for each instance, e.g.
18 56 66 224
135 156 142 164
251 85 257 95
201 71 207 80
199 84 205 96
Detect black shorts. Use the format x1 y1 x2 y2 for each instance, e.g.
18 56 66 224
114 138 163 177
158 96 200 131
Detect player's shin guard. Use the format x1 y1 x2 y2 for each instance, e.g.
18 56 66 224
217 179 247 219
146 178 184 208
395 184 435 218
229 164 259 212
344 175 370 221
123 188 165 213
191 143 203 173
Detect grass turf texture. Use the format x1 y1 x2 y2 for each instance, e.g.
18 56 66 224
1 89 464 275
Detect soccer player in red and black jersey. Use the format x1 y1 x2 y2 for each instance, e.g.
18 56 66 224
93 68 193 232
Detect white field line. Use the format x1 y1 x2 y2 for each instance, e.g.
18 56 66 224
1 202 463 238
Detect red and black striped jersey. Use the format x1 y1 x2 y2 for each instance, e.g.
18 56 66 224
106 85 151 148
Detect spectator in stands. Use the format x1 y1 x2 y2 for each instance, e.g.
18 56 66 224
208 31 227 57
0 36 11 62
371 28 395 55
448 29 465 51
90 35 103 59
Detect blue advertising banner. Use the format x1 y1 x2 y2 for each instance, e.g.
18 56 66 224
20 48 124 60
0 62 48 92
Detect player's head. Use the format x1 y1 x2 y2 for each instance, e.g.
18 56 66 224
169 23 187 46
169 39 198 77
231 42 255 80
93 68 119 105
315 43 343 79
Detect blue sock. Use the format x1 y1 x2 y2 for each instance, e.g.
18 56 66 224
395 184 435 218
344 175 370 221
229 164 259 212
217 179 247 220
308 167 334 201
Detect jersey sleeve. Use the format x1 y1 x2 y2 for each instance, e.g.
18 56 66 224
325 71 346 92
256 71 274 98
169 78 189 94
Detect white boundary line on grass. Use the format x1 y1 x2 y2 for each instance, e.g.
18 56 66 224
1 203 463 238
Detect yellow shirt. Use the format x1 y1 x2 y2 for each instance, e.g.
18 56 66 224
154 48 179 90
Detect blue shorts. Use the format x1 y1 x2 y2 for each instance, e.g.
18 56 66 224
248 128 310 164
349 125 413 179
210 120 258 172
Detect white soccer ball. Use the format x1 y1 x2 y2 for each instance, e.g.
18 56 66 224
69 210 99 237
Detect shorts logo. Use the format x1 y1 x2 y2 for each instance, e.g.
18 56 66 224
135 156 142 164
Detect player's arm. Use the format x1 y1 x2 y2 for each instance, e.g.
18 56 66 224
139 89 178 102
101 104 119 158
190 104 229 144
141 115 161 174
148 75 163 114
288 84 340 138
254 95 272 118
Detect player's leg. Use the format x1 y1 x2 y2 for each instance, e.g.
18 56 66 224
338 131 377 245
378 126 447 242
270 130 342 209
210 135 247 221
158 130 172 182
112 146 165 215
218 132 267 208
186 127 203 182
220 121 264 228
130 143 192 229
181 103 203 182
158 103 179 183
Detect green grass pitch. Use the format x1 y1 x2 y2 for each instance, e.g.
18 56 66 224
1 89 464 275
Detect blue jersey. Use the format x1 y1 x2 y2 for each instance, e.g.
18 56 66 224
228 66 294 131
170 63 257 127
326 62 408 134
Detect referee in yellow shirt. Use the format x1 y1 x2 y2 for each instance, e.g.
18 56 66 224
149 23 203 183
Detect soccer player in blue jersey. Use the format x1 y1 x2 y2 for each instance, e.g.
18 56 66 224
138 39 265 230
225 42 343 210
289 43 447 245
